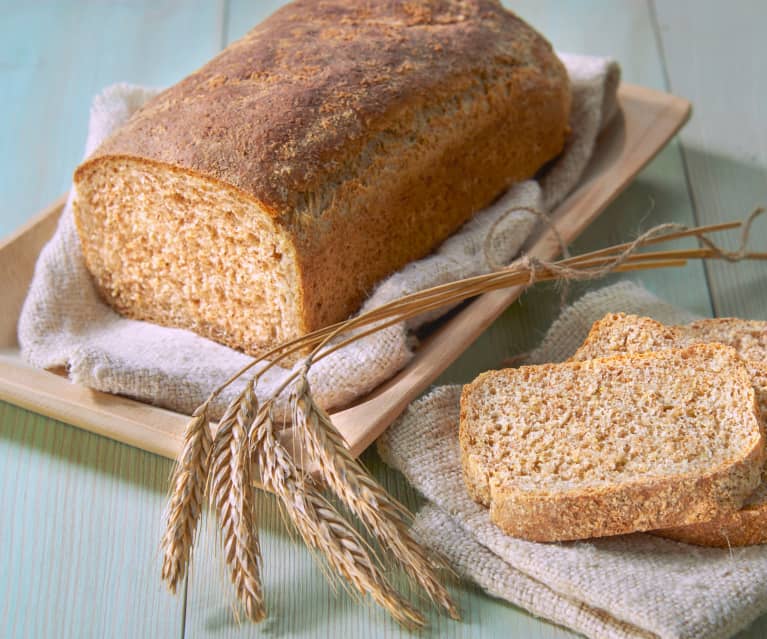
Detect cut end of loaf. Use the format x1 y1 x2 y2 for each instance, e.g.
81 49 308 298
460 344 765 541
73 156 305 357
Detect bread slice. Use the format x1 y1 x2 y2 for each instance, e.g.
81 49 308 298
571 313 767 364
460 344 764 542
570 314 767 426
570 313 767 546
659 481 767 547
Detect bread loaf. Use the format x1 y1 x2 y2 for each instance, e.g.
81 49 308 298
459 344 764 541
72 0 571 357
571 313 767 546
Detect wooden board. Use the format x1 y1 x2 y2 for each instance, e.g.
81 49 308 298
0 83 690 461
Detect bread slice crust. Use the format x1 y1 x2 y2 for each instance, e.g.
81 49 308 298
460 344 765 542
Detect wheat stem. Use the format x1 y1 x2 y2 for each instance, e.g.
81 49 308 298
205 216 756 395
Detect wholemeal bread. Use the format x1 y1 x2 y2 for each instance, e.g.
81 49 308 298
72 0 571 358
459 344 764 542
571 313 767 546
571 313 767 365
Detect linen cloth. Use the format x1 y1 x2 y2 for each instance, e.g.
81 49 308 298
18 54 619 418
378 281 767 639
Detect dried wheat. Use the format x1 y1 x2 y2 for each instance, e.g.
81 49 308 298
291 374 460 619
161 402 212 593
209 382 265 622
252 405 425 629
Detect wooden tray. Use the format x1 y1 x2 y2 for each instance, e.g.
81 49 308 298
0 83 690 461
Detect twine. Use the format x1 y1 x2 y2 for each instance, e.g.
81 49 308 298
484 206 765 306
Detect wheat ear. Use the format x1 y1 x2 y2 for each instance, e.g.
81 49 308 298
161 402 213 593
252 405 425 629
291 372 460 619
209 383 266 622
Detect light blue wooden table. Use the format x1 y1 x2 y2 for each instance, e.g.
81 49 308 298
2 2 766 637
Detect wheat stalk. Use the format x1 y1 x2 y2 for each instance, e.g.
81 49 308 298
251 404 426 629
290 372 460 619
209 382 265 622
161 402 212 593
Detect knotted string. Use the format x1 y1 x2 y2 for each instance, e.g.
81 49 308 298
484 205 765 307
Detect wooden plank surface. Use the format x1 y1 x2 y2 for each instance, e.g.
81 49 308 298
0 2 226 638
652 1 767 320
1 2 766 639
0 400 182 638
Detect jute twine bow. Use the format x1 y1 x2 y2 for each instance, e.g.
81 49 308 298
160 206 766 627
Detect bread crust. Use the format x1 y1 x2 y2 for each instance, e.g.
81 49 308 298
73 0 571 347
460 345 765 542
489 442 764 542
656 501 767 547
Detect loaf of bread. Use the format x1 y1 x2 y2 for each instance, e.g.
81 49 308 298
571 313 767 546
72 0 571 357
459 344 764 542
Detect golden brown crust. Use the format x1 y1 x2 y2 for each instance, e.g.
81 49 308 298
74 0 571 342
653 504 767 547
490 440 764 542
78 0 566 217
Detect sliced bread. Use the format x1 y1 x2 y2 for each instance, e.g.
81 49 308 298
460 344 764 542
570 313 767 546
571 313 767 364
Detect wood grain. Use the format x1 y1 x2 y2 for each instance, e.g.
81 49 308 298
0 2 226 638
0 400 184 638
652 1 767 321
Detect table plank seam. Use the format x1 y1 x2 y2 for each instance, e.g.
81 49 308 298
648 0 719 317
